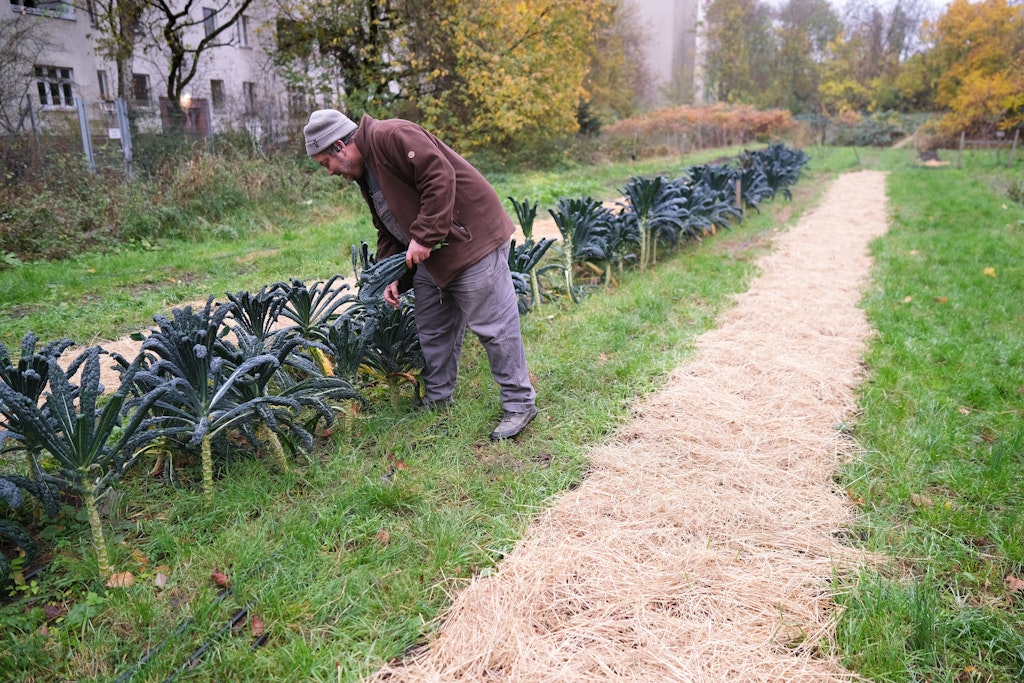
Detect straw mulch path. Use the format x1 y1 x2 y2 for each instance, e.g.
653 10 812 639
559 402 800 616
370 170 890 682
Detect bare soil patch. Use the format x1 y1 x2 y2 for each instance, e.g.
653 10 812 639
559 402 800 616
371 170 889 682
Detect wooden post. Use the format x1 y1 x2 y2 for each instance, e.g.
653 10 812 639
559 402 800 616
1011 129 1020 166
957 131 965 168
735 177 743 217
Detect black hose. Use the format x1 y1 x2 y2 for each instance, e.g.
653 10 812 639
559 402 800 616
111 548 281 681
112 589 231 683
159 603 251 683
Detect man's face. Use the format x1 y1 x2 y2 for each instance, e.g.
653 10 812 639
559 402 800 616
313 141 364 182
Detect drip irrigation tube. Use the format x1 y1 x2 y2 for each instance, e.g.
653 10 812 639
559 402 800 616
111 549 281 681
159 603 252 683
112 589 231 683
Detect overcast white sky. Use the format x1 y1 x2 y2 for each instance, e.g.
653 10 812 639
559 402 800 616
765 0 953 18
825 0 952 19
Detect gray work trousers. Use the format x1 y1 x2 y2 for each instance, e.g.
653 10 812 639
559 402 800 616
413 242 536 412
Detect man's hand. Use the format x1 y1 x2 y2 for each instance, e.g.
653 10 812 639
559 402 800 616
383 281 401 308
405 238 431 268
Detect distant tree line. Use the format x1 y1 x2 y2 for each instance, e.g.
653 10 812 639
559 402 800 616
697 0 1024 138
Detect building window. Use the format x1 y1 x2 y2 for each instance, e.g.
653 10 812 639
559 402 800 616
237 14 250 47
97 70 111 100
34 65 74 108
203 7 217 38
132 73 151 106
242 81 256 114
210 79 225 112
10 1 75 19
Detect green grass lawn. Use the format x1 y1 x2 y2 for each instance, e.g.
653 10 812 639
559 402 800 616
835 150 1024 682
2 145 1023 682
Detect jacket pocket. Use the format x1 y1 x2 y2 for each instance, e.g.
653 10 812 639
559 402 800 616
451 221 472 243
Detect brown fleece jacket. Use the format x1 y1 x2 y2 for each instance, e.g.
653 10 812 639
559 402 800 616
352 114 514 289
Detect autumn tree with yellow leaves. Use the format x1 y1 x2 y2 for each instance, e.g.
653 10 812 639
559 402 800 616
924 0 1024 137
817 0 932 115
407 0 615 150
272 0 640 153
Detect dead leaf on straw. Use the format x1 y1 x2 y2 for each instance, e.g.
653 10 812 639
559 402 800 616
106 572 135 588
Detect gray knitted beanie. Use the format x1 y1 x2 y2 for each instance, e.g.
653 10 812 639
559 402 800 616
304 109 357 156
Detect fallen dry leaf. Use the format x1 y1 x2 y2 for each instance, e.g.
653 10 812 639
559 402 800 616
154 572 169 589
903 295 913 303
375 526 391 546
106 571 135 588
131 548 149 568
933 296 948 304
211 567 231 589
958 406 971 415
955 666 981 682
1006 575 1024 592
250 613 265 638
984 267 997 278
44 603 67 621
910 493 933 508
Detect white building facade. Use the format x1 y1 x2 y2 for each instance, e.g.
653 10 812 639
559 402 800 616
3 0 292 138
631 0 703 106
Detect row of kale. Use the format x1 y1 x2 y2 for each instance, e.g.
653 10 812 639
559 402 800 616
0 142 808 582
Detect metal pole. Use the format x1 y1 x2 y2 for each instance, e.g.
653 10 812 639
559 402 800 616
265 102 274 145
116 98 133 179
76 97 96 173
26 94 41 164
